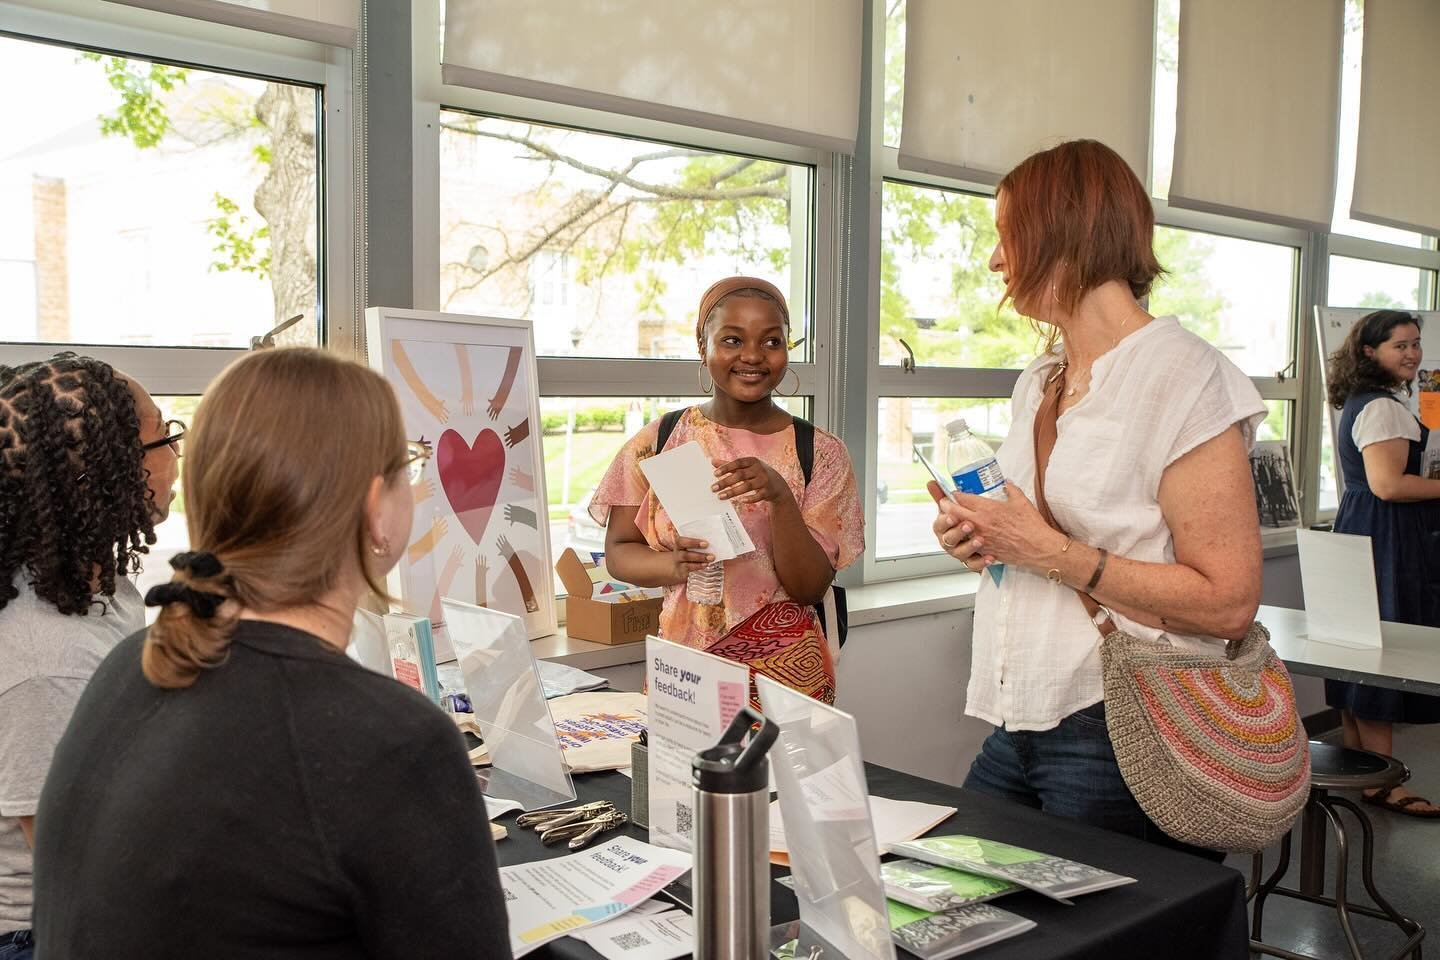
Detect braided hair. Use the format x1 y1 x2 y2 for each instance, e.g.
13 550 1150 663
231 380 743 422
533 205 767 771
0 353 156 616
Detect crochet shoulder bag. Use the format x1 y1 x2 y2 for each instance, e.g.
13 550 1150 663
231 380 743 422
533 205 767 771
1030 365 1310 854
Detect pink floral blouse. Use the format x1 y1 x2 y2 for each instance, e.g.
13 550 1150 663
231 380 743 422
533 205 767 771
589 408 864 650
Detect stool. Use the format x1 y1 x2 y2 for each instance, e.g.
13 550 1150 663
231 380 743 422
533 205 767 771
1249 742 1425 960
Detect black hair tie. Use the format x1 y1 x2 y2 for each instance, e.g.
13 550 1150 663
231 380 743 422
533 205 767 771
170 552 224 578
143 582 226 618
143 551 228 618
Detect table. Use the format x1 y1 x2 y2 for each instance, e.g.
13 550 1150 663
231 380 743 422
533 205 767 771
495 764 1249 960
1260 603 1440 697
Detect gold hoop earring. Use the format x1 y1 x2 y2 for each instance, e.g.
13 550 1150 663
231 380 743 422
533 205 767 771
370 536 391 558
777 367 800 397
698 364 713 395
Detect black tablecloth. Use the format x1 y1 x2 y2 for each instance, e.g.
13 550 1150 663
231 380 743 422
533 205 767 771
495 764 1248 960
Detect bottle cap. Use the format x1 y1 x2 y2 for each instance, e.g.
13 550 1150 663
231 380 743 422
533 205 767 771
692 708 777 795
945 418 970 436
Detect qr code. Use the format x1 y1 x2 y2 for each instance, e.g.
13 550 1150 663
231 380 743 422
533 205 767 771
503 888 516 903
675 801 693 840
611 932 652 950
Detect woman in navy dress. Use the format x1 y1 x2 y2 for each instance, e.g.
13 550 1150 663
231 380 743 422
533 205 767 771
1324 309 1440 818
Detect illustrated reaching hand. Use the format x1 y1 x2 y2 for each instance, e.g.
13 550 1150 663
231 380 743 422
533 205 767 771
505 504 538 529
509 466 534 491
487 346 522 420
504 418 531 449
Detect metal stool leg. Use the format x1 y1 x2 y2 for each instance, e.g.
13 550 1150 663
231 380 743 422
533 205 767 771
1329 796 1425 960
1252 827 1294 944
1317 796 1366 960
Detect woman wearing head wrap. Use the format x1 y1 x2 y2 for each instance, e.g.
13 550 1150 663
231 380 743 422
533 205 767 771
590 277 863 706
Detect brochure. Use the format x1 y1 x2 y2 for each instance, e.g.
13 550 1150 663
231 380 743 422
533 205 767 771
888 836 1136 903
637 441 756 560
567 906 693 960
500 836 692 958
880 858 1019 912
383 611 439 701
887 899 1036 960
776 877 1034 960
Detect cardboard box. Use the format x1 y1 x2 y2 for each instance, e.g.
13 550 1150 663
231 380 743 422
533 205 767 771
556 548 664 646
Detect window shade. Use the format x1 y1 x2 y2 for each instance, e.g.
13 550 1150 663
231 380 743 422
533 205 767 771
103 0 358 46
441 0 862 153
1351 0 1440 236
897 0 1154 185
1169 0 1342 230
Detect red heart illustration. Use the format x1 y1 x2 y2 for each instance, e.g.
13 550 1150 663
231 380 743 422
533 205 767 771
436 428 505 545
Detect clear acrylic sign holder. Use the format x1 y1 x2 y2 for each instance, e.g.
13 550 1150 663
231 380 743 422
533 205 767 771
443 599 576 811
757 674 896 960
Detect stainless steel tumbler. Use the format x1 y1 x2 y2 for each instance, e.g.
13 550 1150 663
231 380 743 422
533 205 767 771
692 707 778 960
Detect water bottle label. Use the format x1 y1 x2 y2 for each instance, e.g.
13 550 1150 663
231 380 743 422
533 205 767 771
951 458 1005 498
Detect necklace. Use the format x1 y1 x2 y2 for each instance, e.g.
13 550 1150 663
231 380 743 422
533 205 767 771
1061 311 1143 398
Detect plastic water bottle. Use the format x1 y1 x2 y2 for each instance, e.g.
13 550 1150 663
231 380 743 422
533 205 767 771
944 418 1006 585
687 562 724 605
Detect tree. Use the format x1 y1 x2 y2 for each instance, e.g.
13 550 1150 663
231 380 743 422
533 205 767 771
83 55 317 339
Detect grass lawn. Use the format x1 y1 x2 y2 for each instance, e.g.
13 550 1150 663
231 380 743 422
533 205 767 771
540 429 629 518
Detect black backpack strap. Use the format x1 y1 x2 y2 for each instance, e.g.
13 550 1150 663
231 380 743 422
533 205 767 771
792 416 815 487
655 407 688 453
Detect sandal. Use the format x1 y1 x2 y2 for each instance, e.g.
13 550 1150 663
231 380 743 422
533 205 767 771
1362 786 1440 819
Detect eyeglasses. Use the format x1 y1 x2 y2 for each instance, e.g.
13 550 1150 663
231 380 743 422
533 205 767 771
141 419 186 455
400 439 432 485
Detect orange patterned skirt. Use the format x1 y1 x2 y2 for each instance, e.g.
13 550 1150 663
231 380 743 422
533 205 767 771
704 602 836 712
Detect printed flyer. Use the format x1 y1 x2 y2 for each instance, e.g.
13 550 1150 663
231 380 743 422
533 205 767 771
500 836 692 958
645 636 749 852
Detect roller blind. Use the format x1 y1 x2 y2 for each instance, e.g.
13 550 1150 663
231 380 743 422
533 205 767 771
1169 0 1342 230
441 0 863 153
898 0 1154 185
103 0 358 46
1350 0 1440 236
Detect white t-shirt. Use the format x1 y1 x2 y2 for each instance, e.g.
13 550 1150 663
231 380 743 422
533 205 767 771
967 316 1266 732
1351 395 1421 450
0 578 142 933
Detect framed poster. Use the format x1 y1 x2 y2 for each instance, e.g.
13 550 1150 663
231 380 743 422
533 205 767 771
1314 307 1440 497
366 308 557 654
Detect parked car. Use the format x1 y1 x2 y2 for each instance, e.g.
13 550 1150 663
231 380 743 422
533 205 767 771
564 494 607 558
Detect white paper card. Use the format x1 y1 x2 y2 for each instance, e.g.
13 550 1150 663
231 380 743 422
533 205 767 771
638 441 755 561
500 836 692 958
771 794 957 853
1296 529 1383 649
645 636 750 853
569 909 694 960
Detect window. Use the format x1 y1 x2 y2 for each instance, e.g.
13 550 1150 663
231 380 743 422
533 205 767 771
1150 227 1298 378
438 113 814 361
880 182 1028 370
0 35 322 348
1327 256 1432 310
1331 0 1426 247
875 397 1010 559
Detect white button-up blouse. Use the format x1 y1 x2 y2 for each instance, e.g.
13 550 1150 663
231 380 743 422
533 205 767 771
966 316 1266 732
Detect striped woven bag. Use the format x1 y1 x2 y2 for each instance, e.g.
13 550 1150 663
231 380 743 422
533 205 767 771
1099 625 1310 853
1031 364 1309 854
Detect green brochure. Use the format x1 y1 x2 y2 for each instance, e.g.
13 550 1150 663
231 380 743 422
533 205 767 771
881 858 1020 912
888 836 1136 903
886 899 1036 959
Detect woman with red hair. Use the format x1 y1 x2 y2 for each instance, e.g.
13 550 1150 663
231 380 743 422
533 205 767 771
930 140 1266 858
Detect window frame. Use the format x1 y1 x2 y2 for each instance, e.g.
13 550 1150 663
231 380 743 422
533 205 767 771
862 159 1311 581
0 0 356 394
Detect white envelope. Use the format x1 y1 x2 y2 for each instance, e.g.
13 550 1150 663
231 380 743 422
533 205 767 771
638 441 756 561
